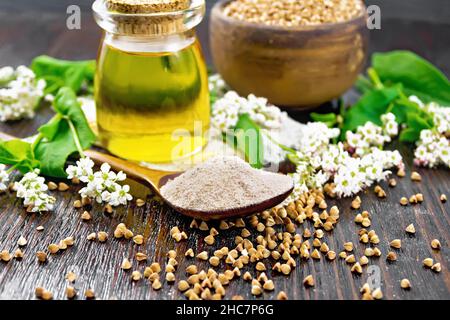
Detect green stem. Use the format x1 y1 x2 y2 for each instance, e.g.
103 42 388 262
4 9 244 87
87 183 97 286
31 133 44 151
262 130 297 154
385 102 394 114
399 91 409 100
368 68 384 89
6 163 20 174
65 116 85 158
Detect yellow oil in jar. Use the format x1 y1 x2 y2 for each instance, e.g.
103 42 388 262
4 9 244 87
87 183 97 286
95 39 210 163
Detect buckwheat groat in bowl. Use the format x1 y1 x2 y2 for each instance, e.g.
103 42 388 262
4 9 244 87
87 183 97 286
210 0 369 108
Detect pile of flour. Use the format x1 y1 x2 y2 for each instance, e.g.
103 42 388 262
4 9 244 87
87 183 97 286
160 156 293 212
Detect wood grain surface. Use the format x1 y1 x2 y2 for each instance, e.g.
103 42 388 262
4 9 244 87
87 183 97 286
0 1 449 300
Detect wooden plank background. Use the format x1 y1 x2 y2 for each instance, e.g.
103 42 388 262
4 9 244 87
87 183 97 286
0 0 449 300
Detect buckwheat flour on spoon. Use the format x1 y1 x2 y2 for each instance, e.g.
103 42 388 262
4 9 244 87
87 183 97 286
160 156 293 213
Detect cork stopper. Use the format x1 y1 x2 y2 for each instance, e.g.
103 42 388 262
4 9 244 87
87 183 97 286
102 0 194 35
106 0 191 14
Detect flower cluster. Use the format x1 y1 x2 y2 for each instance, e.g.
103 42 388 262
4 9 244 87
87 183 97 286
346 113 398 156
14 169 56 212
295 122 340 156
333 147 402 197
285 120 403 202
414 130 450 168
0 65 46 122
212 91 286 131
408 96 450 168
208 74 228 98
66 158 132 206
409 96 450 134
0 164 10 192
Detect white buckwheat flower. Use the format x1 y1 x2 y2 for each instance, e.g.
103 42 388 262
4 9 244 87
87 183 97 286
414 129 450 168
211 91 286 132
108 184 133 206
211 91 240 130
408 96 450 168
415 98 450 134
0 164 10 192
0 65 46 122
346 113 398 156
67 157 132 206
381 113 399 137
296 122 340 156
66 157 95 183
288 119 403 201
14 169 56 212
208 74 228 98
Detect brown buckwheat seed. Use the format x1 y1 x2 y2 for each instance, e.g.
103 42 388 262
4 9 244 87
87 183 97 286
58 182 70 191
303 275 314 287
400 279 411 290
66 286 77 299
121 258 132 270
386 252 397 262
431 239 441 250
98 232 108 243
400 197 408 206
81 211 91 221
85 289 95 299
410 171 422 182
390 239 402 249
405 224 416 234
36 251 47 262
431 263 441 273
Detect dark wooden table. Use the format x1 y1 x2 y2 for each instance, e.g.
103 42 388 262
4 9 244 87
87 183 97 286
0 1 449 300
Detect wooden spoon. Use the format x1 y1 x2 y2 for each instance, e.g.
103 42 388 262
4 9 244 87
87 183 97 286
0 132 293 220
85 150 294 220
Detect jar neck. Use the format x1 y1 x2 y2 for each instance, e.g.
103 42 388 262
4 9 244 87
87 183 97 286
93 0 205 38
104 29 197 53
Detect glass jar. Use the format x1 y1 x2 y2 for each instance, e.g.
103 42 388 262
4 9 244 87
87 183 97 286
92 0 210 163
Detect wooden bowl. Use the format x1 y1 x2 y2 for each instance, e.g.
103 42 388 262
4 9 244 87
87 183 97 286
210 0 369 108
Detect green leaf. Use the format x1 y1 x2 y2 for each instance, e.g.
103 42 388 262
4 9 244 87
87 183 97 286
406 112 434 131
373 51 450 105
399 112 434 143
341 86 401 139
52 88 96 149
35 121 76 177
31 55 95 95
231 114 264 169
34 87 96 177
390 98 418 124
399 128 420 143
0 139 40 173
38 114 63 141
310 112 337 127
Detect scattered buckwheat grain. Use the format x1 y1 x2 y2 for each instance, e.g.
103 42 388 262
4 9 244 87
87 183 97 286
431 263 441 273
411 171 422 182
66 286 77 299
85 289 95 299
400 279 411 290
303 275 314 287
431 239 441 250
405 224 416 234
121 258 132 270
